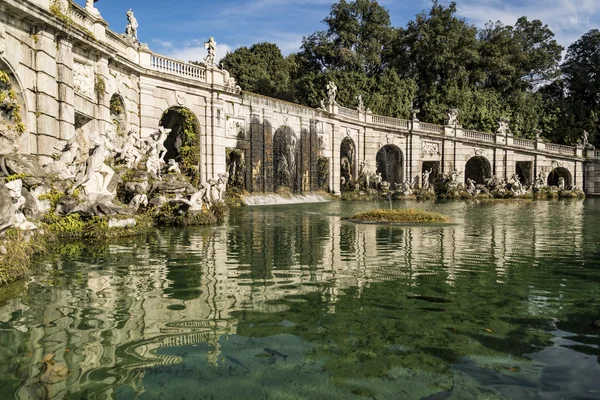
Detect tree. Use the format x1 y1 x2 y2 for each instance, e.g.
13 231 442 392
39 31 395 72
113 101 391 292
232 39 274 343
219 42 293 100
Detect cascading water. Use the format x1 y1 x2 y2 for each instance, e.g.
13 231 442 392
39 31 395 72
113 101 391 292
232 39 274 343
243 193 332 206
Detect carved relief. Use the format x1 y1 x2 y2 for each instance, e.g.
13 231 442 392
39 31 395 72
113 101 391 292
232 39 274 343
474 148 484 156
226 117 245 139
176 91 186 106
318 134 330 151
73 62 94 99
422 141 440 156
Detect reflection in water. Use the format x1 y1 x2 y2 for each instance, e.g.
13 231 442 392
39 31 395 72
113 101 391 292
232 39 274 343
0 200 598 399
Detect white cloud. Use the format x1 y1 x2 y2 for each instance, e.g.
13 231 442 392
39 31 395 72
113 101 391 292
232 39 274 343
441 0 600 49
154 39 233 64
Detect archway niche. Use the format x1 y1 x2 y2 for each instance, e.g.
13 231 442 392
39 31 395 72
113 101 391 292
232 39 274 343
515 161 533 186
159 107 201 180
273 126 298 191
109 94 127 135
376 144 403 186
0 60 27 151
464 156 492 185
547 167 572 188
340 137 355 191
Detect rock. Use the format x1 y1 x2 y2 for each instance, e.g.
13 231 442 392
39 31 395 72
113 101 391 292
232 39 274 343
70 200 132 217
0 154 43 177
150 179 195 196
124 181 149 195
0 245 7 255
55 196 79 217
0 182 15 232
21 188 40 220
108 218 136 228
148 196 167 207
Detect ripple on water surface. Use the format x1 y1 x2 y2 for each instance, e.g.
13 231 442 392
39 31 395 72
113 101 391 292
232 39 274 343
0 199 599 399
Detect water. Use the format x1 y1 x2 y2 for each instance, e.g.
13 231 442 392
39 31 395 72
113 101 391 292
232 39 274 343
1 199 600 399
243 193 332 206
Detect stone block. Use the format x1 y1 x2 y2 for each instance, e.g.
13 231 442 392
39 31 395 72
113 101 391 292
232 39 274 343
36 72 58 98
58 83 74 104
36 134 60 156
74 94 95 118
35 51 57 77
58 102 74 123
57 64 73 85
37 93 59 118
59 120 75 140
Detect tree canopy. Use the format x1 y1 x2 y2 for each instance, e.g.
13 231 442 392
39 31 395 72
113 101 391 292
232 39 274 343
219 0 598 146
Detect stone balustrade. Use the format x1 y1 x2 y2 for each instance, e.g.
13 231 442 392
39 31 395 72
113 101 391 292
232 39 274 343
337 105 359 120
149 54 206 81
418 122 444 134
372 115 410 129
463 129 495 142
513 138 536 149
545 143 576 156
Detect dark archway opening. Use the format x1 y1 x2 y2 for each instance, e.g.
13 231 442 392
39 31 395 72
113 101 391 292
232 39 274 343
516 161 533 186
547 167 572 188
159 107 201 183
109 94 127 135
465 156 492 185
376 145 403 186
226 148 246 190
340 137 355 191
273 126 298 191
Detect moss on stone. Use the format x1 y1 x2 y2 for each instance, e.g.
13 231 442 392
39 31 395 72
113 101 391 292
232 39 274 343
0 229 45 285
346 209 449 224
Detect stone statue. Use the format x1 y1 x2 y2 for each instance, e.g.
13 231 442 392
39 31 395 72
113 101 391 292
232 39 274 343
146 147 162 180
375 172 382 187
558 176 565 190
5 180 36 230
208 178 219 203
167 159 181 174
204 37 217 67
45 140 80 180
580 130 590 148
118 127 142 169
422 169 432 190
326 81 338 105
535 129 542 141
497 117 511 136
216 173 228 202
411 109 419 121
125 9 139 42
466 178 477 195
357 95 365 112
446 108 460 127
85 0 100 16
153 126 172 162
69 130 120 197
319 99 326 111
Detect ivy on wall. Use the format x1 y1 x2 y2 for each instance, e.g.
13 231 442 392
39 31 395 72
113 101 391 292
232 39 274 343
0 70 25 135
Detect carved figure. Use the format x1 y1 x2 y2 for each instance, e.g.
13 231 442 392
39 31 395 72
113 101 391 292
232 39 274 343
69 130 120 197
558 176 565 190
208 178 219 203
167 159 181 174
466 178 477 195
153 126 172 162
375 172 382 187
85 0 100 16
357 95 365 112
326 81 338 105
422 169 432 190
118 127 142 169
446 108 460 127
580 130 590 148
146 147 162 180
319 99 326 111
44 141 80 180
535 129 542 141
411 109 419 121
5 180 36 230
497 117 511 136
125 9 139 42
204 37 217 66
216 173 228 202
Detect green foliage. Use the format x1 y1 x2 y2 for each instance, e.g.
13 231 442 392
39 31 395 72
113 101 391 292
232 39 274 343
0 70 26 135
346 208 449 223
160 108 200 185
152 202 225 226
4 173 30 183
0 229 45 285
317 157 329 190
95 75 106 98
42 213 153 240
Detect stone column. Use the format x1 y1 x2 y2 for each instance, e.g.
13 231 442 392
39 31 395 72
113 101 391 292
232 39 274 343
56 36 74 141
34 28 60 159
96 57 111 135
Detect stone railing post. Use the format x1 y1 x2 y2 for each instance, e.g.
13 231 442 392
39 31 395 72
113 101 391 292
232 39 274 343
365 109 373 124
445 125 459 137
576 145 584 158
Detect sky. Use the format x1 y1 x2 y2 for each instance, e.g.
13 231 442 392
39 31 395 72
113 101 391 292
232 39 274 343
78 0 600 64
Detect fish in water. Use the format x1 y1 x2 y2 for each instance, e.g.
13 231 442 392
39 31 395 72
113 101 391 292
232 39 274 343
264 348 288 360
226 356 249 371
407 295 453 304
420 380 454 400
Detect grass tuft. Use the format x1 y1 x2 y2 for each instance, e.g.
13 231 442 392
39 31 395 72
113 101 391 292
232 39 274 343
346 208 449 224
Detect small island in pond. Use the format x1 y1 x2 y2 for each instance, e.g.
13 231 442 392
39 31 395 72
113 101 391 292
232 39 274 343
346 209 449 224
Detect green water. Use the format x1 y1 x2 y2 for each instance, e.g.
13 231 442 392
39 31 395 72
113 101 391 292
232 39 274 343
1 200 600 399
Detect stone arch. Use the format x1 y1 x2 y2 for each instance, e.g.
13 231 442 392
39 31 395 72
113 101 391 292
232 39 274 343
273 125 298 191
547 167 572 188
159 106 201 180
340 137 355 190
376 144 403 185
109 93 127 135
465 156 492 185
0 57 29 149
